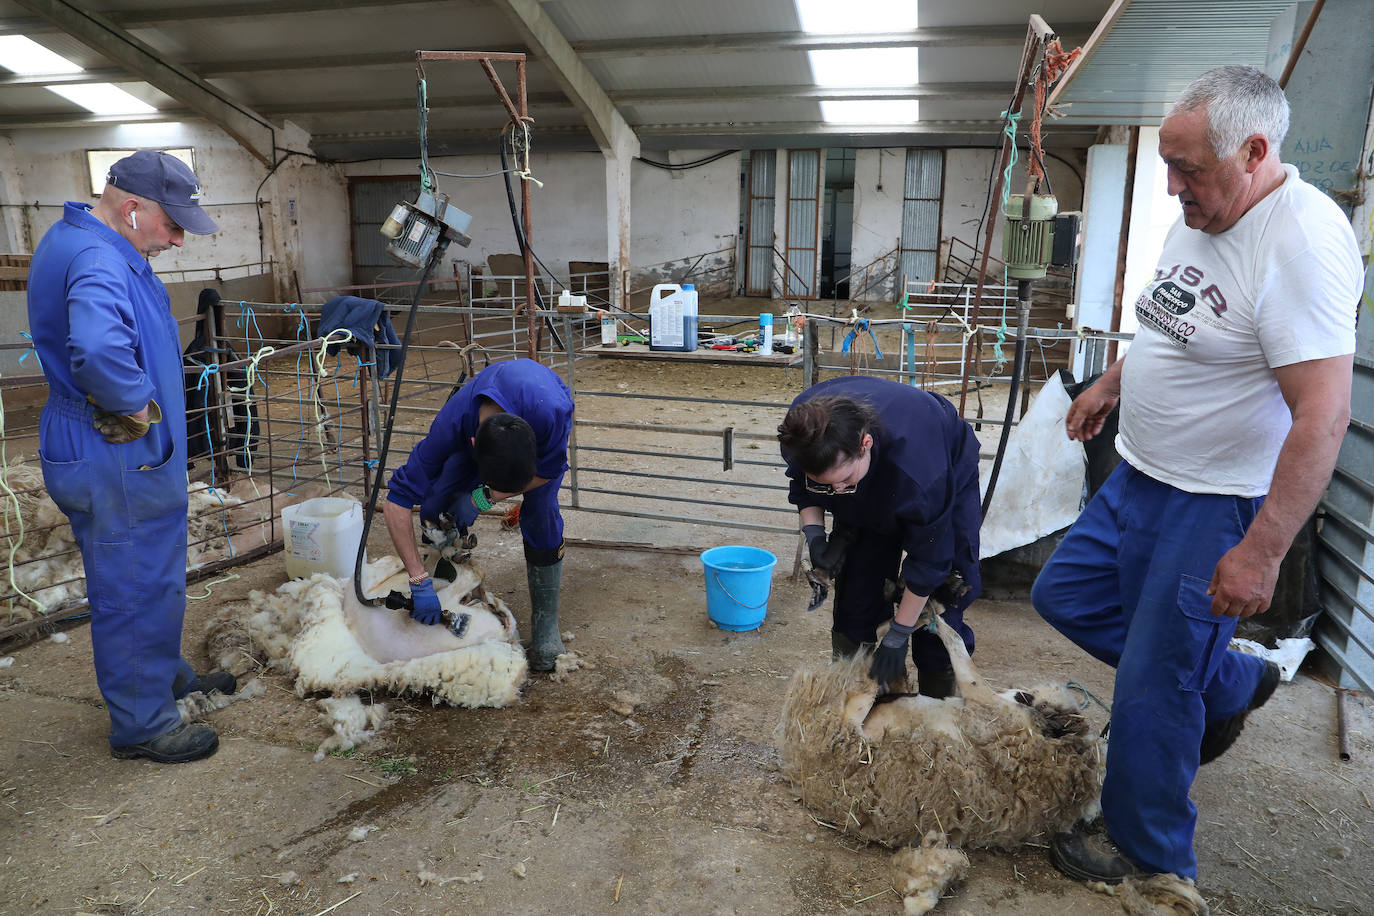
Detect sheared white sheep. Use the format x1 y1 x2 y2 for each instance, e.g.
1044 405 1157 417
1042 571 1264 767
777 616 1104 850
207 555 527 716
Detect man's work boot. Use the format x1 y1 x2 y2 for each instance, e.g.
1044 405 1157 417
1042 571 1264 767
1049 821 1147 884
1200 660 1281 765
172 668 237 700
112 722 219 764
830 630 861 660
526 550 565 672
916 667 957 699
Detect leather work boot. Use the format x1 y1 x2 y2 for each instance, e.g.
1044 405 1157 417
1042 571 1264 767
526 558 565 672
1049 821 1147 884
830 630 861 660
1200 660 1281 765
916 667 957 699
112 722 219 764
187 671 237 695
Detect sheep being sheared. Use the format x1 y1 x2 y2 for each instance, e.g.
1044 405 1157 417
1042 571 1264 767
776 615 1104 850
206 555 527 710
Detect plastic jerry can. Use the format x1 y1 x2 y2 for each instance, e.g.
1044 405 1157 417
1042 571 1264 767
649 283 699 352
282 497 365 579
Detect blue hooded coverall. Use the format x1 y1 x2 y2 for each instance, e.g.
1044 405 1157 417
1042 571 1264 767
387 359 573 555
28 202 195 747
782 377 982 671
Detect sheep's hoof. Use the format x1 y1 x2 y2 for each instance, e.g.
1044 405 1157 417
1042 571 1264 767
1049 822 1147 884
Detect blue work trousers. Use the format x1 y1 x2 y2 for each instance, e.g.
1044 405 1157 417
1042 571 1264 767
833 526 976 673
1031 461 1269 878
40 395 194 747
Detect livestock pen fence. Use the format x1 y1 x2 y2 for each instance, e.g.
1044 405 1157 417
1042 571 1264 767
1 294 1369 699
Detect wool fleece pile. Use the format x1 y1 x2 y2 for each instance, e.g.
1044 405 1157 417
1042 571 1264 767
208 556 527 712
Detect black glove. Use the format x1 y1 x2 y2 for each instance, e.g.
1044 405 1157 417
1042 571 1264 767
868 619 918 690
408 577 443 626
804 524 849 577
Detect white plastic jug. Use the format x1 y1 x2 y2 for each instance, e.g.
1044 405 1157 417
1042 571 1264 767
283 497 365 580
649 283 699 352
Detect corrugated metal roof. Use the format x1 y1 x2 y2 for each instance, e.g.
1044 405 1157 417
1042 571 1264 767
1049 0 1301 125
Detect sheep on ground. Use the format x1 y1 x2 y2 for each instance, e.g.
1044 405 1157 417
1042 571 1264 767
777 615 1104 850
206 555 527 711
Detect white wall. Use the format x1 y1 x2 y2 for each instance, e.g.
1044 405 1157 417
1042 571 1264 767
851 148 905 298
1121 127 1178 338
630 150 739 276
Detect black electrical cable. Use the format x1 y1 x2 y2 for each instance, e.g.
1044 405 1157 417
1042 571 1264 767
636 150 738 171
352 233 452 607
980 278 1033 517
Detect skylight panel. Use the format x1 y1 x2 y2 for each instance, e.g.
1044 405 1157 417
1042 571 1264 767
0 35 83 75
808 48 919 88
48 84 156 116
821 100 919 124
795 0 918 33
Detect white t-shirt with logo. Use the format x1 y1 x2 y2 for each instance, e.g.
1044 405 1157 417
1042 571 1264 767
1117 164 1361 496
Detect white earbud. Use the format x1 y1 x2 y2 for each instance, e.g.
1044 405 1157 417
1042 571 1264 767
130 210 138 230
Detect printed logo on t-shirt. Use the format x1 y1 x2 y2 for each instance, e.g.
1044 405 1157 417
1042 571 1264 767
1135 287 1196 349
1152 263 1228 315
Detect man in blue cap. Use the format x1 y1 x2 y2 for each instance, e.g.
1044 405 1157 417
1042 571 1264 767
28 150 232 763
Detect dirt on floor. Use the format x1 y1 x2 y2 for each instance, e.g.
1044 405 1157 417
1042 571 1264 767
2 355 1373 916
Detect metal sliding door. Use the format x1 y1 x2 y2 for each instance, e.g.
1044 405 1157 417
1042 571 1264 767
743 151 777 296
785 149 820 297
900 149 944 286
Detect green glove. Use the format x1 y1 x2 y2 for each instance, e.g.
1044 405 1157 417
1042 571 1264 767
90 397 161 444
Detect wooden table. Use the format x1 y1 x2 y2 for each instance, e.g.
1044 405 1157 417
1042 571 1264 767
578 341 803 368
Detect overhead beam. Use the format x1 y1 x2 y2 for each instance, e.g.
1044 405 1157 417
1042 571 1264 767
610 82 1009 104
488 0 638 156
574 24 1099 57
0 0 453 33
9 0 277 163
0 68 126 86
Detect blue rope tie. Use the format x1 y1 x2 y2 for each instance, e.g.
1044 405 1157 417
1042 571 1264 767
840 319 885 361
1065 680 1112 714
192 362 233 554
18 332 41 370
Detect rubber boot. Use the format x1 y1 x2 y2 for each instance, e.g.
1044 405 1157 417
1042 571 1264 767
831 630 861 661
916 668 957 699
526 559 565 672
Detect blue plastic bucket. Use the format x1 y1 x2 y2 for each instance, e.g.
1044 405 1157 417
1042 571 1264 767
701 545 778 631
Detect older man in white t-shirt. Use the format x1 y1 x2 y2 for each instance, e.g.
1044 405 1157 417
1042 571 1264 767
1032 66 1361 887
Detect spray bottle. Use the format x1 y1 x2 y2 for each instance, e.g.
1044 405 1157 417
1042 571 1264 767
759 312 774 356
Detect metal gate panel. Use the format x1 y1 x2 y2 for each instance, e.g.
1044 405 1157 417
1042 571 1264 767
900 149 944 287
1316 283 1374 691
744 151 776 297
786 149 820 298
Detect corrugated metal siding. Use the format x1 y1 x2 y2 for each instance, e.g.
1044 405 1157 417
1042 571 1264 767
349 178 415 285
1052 0 1301 125
786 150 819 297
745 151 776 297
900 148 942 287
1316 277 1374 692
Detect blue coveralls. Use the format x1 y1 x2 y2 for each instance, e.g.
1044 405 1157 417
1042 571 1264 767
388 359 574 554
1032 463 1269 879
782 377 982 672
28 202 195 747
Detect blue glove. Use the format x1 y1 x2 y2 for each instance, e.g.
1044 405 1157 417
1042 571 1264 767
408 577 443 626
453 490 483 531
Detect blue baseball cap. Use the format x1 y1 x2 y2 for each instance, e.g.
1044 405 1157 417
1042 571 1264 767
107 150 218 235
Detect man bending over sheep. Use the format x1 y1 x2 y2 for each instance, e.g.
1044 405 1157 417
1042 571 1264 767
1032 66 1360 885
383 358 574 671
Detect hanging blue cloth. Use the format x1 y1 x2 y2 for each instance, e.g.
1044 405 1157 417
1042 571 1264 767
317 295 401 378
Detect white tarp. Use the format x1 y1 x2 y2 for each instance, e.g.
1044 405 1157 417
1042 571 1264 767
978 374 1087 559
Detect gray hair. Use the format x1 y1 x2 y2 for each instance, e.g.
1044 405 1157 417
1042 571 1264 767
1169 65 1290 160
